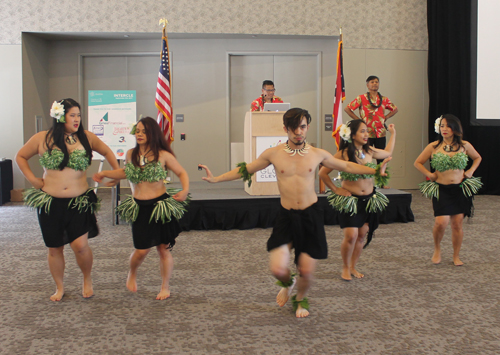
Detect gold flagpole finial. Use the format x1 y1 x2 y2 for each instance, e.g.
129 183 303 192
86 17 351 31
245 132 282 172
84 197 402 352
159 18 168 28
339 26 342 35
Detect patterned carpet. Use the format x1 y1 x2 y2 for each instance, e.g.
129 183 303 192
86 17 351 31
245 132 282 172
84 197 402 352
0 190 499 355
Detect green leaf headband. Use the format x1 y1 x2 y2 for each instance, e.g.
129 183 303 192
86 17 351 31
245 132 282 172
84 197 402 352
50 100 65 123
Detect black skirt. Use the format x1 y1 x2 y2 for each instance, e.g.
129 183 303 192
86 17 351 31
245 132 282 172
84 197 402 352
37 190 99 248
432 182 473 217
131 193 182 250
267 202 327 264
337 189 380 248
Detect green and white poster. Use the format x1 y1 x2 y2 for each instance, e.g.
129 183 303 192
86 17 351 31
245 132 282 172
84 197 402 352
88 90 137 160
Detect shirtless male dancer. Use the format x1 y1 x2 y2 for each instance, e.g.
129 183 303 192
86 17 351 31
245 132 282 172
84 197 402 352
199 108 389 318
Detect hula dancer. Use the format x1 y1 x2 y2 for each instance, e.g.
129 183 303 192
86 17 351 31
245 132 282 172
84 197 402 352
199 108 389 318
414 114 482 266
93 116 189 300
16 98 120 301
319 120 396 281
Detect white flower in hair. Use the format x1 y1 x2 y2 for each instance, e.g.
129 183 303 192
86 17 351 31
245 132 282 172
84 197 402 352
434 115 442 134
339 124 351 141
50 101 66 123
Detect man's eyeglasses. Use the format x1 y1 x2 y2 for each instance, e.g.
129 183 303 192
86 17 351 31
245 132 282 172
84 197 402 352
264 89 276 92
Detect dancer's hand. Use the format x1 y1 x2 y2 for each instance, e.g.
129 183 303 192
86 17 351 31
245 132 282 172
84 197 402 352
464 169 473 179
428 172 438 181
379 157 392 176
199 164 216 183
30 177 44 189
106 179 120 187
387 124 396 134
93 172 104 183
172 189 188 202
335 187 352 197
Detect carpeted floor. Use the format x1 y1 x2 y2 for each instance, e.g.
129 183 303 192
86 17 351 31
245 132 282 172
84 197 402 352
0 190 499 354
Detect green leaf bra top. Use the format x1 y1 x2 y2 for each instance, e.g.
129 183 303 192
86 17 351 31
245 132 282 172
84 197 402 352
39 149 90 171
430 152 468 172
125 161 168 184
340 162 377 181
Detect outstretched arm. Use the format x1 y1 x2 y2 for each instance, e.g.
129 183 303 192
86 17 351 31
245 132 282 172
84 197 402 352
93 168 126 183
372 124 396 160
200 149 272 183
321 149 391 176
92 145 131 186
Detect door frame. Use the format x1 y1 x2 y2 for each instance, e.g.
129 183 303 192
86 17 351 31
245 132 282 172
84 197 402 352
226 51 322 170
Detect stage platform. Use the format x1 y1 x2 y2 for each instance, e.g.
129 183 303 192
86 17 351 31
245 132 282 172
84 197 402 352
164 181 414 231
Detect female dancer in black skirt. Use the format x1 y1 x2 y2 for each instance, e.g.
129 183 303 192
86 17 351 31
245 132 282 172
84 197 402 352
94 117 189 299
16 98 120 301
414 114 482 266
319 119 396 280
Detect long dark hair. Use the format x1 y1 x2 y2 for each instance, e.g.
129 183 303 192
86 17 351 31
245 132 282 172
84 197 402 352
433 114 464 151
131 116 175 167
339 120 372 163
45 98 92 170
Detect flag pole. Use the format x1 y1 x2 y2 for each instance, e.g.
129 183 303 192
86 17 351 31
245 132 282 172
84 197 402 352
159 18 173 115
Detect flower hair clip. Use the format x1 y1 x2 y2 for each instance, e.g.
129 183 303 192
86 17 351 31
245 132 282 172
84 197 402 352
50 100 65 123
339 123 352 143
434 115 443 134
130 114 143 134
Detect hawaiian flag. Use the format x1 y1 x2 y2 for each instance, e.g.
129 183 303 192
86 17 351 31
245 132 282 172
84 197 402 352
155 26 173 142
332 39 345 148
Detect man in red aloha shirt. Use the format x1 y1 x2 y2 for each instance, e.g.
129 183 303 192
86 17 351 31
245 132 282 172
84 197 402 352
344 75 398 163
250 80 284 112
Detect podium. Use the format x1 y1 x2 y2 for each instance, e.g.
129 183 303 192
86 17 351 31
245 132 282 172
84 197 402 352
243 111 286 195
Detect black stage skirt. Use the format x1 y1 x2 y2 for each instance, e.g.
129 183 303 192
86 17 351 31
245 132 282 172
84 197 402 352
337 189 380 248
432 183 473 217
37 190 99 248
131 193 182 250
267 202 327 264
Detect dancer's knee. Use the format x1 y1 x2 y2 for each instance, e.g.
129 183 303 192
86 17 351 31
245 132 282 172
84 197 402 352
48 246 64 257
156 245 172 259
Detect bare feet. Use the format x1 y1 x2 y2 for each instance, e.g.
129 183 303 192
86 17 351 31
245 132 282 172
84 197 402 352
296 305 309 318
431 250 441 264
156 289 171 300
50 288 64 302
276 277 296 307
82 278 94 299
341 267 352 281
351 269 364 279
126 272 137 292
453 257 464 266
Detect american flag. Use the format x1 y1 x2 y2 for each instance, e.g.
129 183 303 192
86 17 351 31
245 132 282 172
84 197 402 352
332 39 345 148
155 27 173 142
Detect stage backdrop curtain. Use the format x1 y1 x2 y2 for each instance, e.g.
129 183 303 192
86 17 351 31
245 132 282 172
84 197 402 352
427 0 500 194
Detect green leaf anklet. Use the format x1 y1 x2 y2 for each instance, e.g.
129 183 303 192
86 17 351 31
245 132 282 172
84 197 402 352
275 273 296 288
291 295 309 312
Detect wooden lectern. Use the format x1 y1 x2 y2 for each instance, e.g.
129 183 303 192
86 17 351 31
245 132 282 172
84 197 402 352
243 111 286 195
